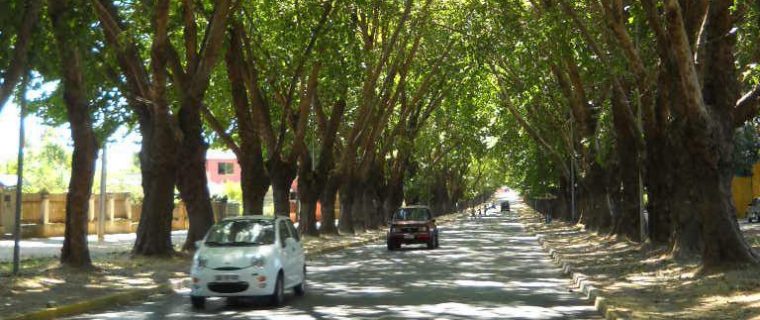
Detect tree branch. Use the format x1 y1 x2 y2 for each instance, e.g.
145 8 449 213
0 0 42 111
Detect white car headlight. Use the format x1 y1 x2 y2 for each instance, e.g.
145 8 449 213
195 256 208 269
250 256 266 268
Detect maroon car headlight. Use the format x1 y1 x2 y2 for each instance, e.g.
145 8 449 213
391 227 399 233
418 226 428 232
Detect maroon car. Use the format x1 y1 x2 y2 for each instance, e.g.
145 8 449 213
386 205 439 250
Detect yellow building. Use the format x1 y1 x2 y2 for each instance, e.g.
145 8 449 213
732 163 760 218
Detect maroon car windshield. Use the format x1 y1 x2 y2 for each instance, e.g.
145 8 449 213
393 208 431 221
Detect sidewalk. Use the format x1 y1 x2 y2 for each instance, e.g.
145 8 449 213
0 231 188 262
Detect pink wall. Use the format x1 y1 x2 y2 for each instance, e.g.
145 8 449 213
206 159 241 184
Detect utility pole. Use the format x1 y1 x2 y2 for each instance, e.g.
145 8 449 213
98 141 107 243
13 74 28 275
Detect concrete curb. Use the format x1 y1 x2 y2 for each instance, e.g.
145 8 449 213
3 284 173 320
535 232 629 320
305 234 387 257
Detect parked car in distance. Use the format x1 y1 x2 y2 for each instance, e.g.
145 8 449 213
190 215 306 309
501 201 510 212
387 205 439 250
747 198 760 223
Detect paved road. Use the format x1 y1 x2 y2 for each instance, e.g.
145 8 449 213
0 231 188 262
67 210 599 319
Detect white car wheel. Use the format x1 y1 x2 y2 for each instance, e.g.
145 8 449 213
294 265 306 296
270 272 285 307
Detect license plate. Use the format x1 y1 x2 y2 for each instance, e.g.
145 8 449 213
403 234 414 239
215 274 239 282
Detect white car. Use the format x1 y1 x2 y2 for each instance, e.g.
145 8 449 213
190 215 306 308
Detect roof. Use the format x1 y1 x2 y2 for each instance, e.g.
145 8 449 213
206 149 237 161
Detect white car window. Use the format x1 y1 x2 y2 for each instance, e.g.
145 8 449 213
205 219 275 246
287 221 301 242
278 221 291 246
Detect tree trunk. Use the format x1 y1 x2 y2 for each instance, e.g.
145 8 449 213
319 174 340 235
610 87 641 242
579 161 613 232
297 170 320 236
338 177 356 234
177 97 215 251
49 0 97 267
663 0 758 266
645 139 673 244
239 153 269 216
225 24 269 216
645 61 678 245
269 158 296 216
133 117 178 256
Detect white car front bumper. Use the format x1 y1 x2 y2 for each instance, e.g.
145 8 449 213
190 266 276 297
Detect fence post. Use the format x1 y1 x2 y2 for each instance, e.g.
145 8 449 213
107 193 115 223
124 193 132 220
40 192 50 224
88 196 95 221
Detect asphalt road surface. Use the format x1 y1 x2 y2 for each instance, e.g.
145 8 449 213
67 209 600 319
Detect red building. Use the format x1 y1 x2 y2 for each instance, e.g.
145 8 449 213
206 150 241 185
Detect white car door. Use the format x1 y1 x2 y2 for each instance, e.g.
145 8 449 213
278 220 297 287
286 221 305 283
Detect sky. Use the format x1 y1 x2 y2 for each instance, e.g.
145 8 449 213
0 99 141 174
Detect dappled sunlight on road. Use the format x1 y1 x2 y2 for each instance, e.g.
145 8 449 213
66 212 599 319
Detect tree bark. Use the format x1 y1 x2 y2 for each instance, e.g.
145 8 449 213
177 97 215 251
92 0 178 256
645 68 676 245
133 127 177 256
49 0 96 268
663 0 758 265
225 25 270 216
239 153 269 216
338 176 357 234
171 0 231 251
269 158 296 216
297 159 320 236
132 0 178 256
579 161 613 233
319 173 340 235
610 86 641 241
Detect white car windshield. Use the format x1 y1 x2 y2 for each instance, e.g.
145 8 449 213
205 219 275 246
393 208 430 221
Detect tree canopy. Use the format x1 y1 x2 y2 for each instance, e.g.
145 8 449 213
2 0 760 268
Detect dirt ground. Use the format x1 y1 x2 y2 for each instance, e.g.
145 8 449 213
0 252 189 318
516 203 760 319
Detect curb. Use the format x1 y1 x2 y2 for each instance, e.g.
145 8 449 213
533 229 628 320
306 234 387 257
3 284 173 320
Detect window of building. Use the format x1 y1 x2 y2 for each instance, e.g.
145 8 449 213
217 162 234 175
